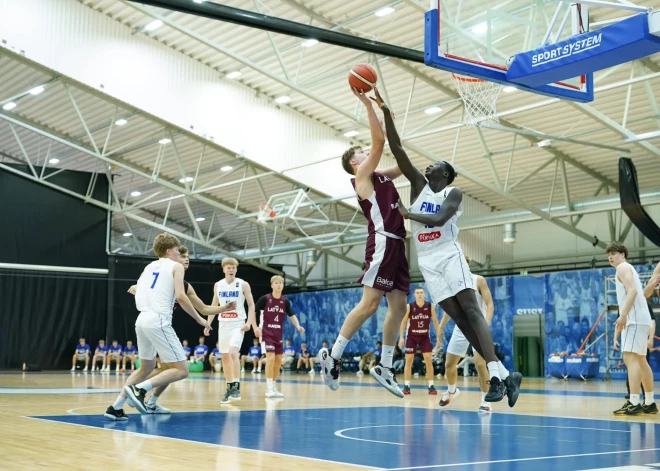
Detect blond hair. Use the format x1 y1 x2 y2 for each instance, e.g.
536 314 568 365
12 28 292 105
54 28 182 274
221 257 239 268
271 275 284 284
153 233 181 258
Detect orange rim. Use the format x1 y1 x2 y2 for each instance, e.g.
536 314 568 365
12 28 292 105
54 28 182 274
451 73 487 83
259 202 276 218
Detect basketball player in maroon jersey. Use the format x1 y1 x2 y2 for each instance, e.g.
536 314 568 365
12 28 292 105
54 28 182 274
319 87 409 398
399 287 441 395
256 275 305 398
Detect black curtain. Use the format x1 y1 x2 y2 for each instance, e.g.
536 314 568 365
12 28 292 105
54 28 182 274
0 269 107 369
108 255 278 356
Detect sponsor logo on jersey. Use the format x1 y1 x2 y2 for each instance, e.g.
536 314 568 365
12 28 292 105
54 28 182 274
419 202 441 213
267 306 285 314
418 231 441 242
391 202 399 210
378 175 392 183
412 329 428 334
220 290 239 297
266 324 282 329
376 276 394 288
411 313 429 320
220 312 238 318
265 344 275 351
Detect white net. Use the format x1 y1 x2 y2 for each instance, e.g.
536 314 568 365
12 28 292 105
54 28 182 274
451 74 503 127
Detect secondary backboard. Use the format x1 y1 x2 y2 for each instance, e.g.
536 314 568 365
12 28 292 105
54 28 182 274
426 0 593 101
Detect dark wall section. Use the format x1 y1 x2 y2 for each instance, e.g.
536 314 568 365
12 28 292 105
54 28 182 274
0 164 109 369
0 164 109 268
107 255 278 356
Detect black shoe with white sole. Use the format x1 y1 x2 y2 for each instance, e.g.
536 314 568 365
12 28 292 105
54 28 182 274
104 406 128 421
124 385 148 414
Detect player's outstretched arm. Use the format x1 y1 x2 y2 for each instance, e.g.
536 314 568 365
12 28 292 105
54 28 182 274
478 276 495 324
643 261 660 298
354 88 385 181
372 88 427 200
400 187 463 227
173 263 212 330
186 284 236 316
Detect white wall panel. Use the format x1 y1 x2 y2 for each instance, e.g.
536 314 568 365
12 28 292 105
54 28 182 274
0 0 352 196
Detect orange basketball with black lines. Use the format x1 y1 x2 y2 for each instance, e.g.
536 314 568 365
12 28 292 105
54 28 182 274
349 63 378 92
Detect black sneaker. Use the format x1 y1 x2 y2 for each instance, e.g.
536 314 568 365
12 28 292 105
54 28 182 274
124 385 148 414
230 384 241 401
484 377 506 403
104 406 128 421
624 403 644 416
428 385 437 396
643 402 658 414
221 388 232 404
403 385 411 395
504 372 523 407
613 400 632 415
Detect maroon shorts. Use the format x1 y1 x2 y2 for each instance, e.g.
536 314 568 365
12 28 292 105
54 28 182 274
358 234 410 294
261 338 283 355
405 334 433 354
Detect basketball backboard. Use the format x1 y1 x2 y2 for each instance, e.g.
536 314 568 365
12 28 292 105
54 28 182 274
426 0 592 101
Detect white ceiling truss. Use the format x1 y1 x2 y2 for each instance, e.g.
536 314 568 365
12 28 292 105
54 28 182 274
1 0 660 285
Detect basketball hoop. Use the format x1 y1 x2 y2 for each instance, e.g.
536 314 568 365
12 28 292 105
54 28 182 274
451 73 503 127
258 202 277 220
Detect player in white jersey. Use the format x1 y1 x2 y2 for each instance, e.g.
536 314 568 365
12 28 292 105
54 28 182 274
104 233 212 421
607 242 657 415
644 261 660 299
373 88 521 407
438 255 495 412
206 257 260 404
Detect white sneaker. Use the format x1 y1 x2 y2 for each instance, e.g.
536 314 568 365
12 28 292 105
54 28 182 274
265 388 277 398
369 364 404 398
115 366 119 372
83 366 88 372
251 369 256 373
439 388 461 407
271 387 284 398
356 370 364 376
241 368 245 373
479 401 492 413
318 348 340 391
145 403 171 414
308 369 315 375
70 367 75 372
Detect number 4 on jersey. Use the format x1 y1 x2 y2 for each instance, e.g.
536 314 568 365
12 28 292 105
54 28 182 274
150 272 160 289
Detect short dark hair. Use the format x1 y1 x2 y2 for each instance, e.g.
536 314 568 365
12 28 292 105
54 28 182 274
414 287 425 292
606 242 628 258
443 161 457 185
341 146 361 175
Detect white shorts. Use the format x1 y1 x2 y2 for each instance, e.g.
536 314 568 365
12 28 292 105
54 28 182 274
218 320 245 353
135 312 187 364
447 326 470 357
621 324 650 355
418 249 474 305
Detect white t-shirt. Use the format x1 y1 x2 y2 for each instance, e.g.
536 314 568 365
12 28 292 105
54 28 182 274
135 258 178 322
215 277 247 322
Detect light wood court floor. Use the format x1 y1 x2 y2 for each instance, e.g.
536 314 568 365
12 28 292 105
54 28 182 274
1 371 659 470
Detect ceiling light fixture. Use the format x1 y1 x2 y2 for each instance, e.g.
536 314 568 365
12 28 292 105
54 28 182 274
123 232 132 237
302 39 318 48
144 20 163 32
220 165 233 172
275 95 291 104
29 86 45 95
472 22 488 34
3 102 16 111
130 191 141 197
225 71 242 79
49 158 60 164
195 217 206 222
115 119 128 126
375 7 395 17
159 138 171 145
179 176 194 183
344 130 360 137
503 86 516 93
424 106 443 115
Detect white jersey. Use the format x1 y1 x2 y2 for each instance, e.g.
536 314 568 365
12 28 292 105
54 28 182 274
615 263 652 326
409 185 463 255
135 258 177 322
473 274 487 317
216 277 247 323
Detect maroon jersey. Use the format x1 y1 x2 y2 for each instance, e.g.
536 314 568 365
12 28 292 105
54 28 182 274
408 301 432 336
256 294 293 343
351 172 406 239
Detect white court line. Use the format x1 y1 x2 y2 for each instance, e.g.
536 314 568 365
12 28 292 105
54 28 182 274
22 416 377 470
335 423 632 446
382 447 660 470
0 388 120 395
67 406 106 415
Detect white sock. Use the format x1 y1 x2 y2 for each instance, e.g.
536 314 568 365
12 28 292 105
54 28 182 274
630 394 640 406
381 345 394 368
497 361 509 380
487 362 501 380
113 395 127 409
331 335 350 360
136 380 154 392
146 395 159 406
405 380 411 386
645 392 654 405
267 378 274 389
481 392 486 402
428 380 434 387
448 384 456 394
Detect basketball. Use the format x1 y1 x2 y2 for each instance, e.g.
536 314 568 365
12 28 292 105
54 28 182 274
349 63 377 92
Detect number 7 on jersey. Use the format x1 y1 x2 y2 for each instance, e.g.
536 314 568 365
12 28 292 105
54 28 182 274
150 272 160 289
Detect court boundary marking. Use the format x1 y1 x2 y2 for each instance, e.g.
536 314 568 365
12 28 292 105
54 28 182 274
334 423 634 446
22 416 376 470
380 446 660 470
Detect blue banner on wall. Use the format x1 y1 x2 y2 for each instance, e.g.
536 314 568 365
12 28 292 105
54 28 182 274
286 265 660 379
